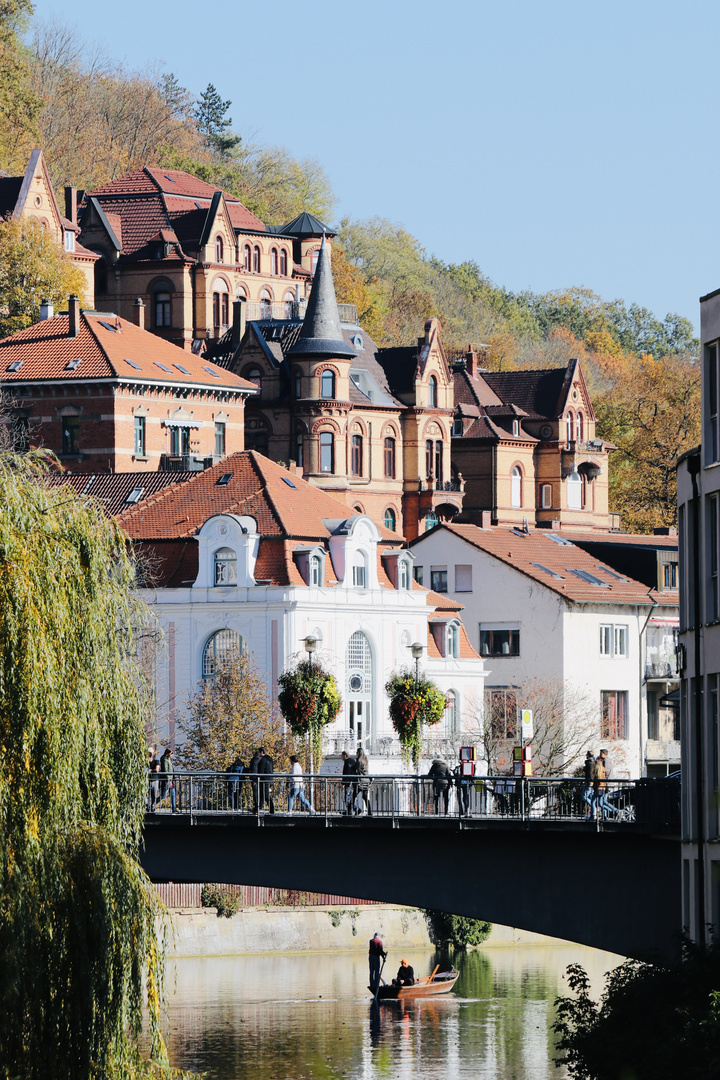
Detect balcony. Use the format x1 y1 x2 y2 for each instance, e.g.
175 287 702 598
160 454 214 473
418 478 465 493
645 660 679 680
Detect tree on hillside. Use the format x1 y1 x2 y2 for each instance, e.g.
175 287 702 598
0 217 87 336
0 0 41 171
176 651 293 771
194 82 241 158
0 453 190 1079
595 352 700 532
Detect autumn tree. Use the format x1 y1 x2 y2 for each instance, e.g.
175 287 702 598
0 217 87 336
176 651 293 771
0 0 41 171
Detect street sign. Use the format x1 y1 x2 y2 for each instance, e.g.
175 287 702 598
520 708 534 740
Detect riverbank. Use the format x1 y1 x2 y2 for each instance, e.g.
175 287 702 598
163 904 577 957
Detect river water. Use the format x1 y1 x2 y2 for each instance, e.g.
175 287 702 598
161 943 621 1079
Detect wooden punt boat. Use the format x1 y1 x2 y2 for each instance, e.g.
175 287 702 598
369 969 459 1000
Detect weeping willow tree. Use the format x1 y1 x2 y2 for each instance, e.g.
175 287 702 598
0 454 190 1079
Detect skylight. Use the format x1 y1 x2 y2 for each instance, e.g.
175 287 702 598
531 562 564 580
65 357 82 370
174 364 191 375
566 568 611 587
81 475 96 495
216 473 232 486
154 362 173 374
195 201 203 210
6 360 23 372
123 358 141 370
282 477 296 489
545 533 573 546
98 320 120 333
597 565 626 581
125 486 145 504
164 174 176 182
203 365 221 379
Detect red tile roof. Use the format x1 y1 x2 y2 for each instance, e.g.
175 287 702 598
118 451 405 544
44 470 197 516
416 523 677 608
0 312 255 391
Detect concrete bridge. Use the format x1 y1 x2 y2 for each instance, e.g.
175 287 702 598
141 809 681 963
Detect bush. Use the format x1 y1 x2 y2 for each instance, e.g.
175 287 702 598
200 884 241 919
424 909 492 949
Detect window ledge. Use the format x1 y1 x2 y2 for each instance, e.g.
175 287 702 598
133 455 150 462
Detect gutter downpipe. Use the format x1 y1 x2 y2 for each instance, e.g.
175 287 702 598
688 450 705 946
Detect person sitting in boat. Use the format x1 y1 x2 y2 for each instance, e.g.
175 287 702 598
393 959 415 987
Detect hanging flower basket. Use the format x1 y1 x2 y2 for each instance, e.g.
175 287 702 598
278 659 342 770
385 669 448 769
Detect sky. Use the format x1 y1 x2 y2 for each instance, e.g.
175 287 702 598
27 0 719 331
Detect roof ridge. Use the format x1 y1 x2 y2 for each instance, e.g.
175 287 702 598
247 451 293 533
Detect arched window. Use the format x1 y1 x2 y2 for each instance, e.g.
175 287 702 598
155 290 171 328
447 623 460 658
294 370 302 398
215 235 224 263
385 507 397 533
352 552 367 589
310 554 321 586
246 367 262 394
566 413 574 445
541 483 552 509
259 288 272 318
428 376 438 408
280 248 288 276
202 628 245 678
295 430 304 467
511 466 522 508
425 510 439 532
346 630 372 743
384 436 396 478
576 412 584 443
426 439 434 480
399 557 410 589
284 292 295 319
253 246 261 273
319 431 334 473
311 248 320 272
320 370 335 398
445 689 458 733
435 440 443 483
566 471 583 510
94 256 109 296
243 244 251 271
270 248 278 275
214 547 237 585
351 434 363 476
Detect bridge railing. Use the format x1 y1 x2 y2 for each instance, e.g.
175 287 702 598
147 773 680 828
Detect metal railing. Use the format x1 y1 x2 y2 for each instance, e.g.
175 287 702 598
418 479 465 493
147 773 680 829
645 659 679 679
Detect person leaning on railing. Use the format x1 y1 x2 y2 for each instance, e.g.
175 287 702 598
355 745 372 816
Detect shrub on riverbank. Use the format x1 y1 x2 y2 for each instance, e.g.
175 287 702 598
424 910 492 949
201 884 242 918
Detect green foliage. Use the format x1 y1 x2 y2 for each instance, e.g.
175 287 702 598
553 943 720 1080
201 884 241 919
0 216 87 337
424 910 492 949
0 0 42 170
0 452 190 1078
194 82 241 158
385 668 447 768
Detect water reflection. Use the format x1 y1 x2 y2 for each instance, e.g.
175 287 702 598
162 945 621 1079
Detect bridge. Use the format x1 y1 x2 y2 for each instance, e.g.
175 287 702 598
141 773 682 963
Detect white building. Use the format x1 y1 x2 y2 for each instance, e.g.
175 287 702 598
410 523 679 777
118 451 485 771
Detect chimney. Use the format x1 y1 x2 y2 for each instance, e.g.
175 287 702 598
64 185 77 227
465 347 478 378
479 510 493 529
231 296 246 347
68 294 80 338
39 299 54 321
132 298 145 330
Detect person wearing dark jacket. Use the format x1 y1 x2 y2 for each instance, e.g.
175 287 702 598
428 758 452 815
227 755 244 812
256 747 275 814
341 750 358 815
368 932 387 991
582 750 594 817
248 750 261 813
453 763 470 817
393 959 415 987
356 745 372 816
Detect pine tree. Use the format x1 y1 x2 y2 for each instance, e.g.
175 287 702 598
194 82 241 158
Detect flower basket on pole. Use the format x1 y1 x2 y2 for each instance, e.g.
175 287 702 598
385 668 447 769
278 658 342 772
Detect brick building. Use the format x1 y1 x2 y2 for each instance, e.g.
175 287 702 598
77 167 332 350
0 297 254 471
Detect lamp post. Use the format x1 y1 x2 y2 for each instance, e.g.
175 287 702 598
410 641 424 686
303 634 318 670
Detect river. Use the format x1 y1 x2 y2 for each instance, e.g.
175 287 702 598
161 943 622 1078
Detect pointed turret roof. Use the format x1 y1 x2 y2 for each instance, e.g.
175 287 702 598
279 210 335 237
287 237 357 360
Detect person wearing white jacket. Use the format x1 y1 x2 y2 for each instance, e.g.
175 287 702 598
288 755 315 814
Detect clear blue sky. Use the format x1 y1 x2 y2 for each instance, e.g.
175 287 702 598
29 0 717 330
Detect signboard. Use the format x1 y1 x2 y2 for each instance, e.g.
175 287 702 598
520 708 534 740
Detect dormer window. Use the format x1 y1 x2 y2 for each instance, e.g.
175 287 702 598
310 554 321 586
214 547 238 585
352 553 367 589
452 417 463 436
399 559 410 590
513 419 519 437
447 623 460 659
64 230 75 252
428 376 438 408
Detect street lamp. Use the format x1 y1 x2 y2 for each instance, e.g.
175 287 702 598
410 641 424 685
304 634 318 670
